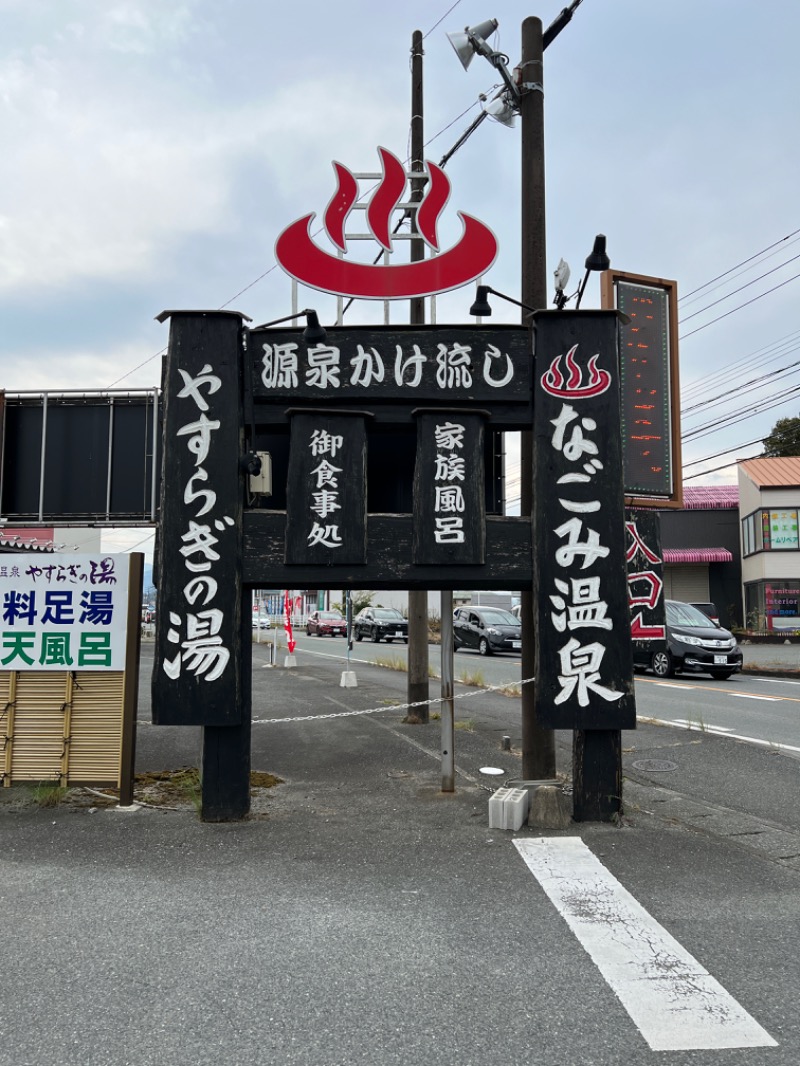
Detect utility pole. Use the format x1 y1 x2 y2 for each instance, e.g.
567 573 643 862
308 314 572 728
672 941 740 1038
407 28 430 723
519 16 556 779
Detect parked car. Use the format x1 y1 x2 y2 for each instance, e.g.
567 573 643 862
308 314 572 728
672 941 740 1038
633 599 742 680
690 601 720 625
306 610 346 637
251 615 271 629
353 607 408 643
453 606 522 656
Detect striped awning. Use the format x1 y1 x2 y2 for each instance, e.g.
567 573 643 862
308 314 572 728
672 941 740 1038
662 548 733 564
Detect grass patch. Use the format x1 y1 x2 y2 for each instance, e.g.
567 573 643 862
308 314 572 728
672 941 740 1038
497 683 521 697
374 655 407 672
28 782 68 808
454 718 475 732
135 767 283 811
457 668 486 688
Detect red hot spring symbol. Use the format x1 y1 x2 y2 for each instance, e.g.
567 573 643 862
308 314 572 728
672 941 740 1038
540 344 611 399
274 147 499 300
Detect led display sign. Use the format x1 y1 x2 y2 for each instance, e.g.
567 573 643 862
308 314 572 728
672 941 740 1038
601 271 682 507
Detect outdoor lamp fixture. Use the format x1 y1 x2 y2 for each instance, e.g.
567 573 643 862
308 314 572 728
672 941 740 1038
447 18 521 110
253 308 327 343
482 90 517 129
553 258 572 310
574 234 611 310
470 284 537 319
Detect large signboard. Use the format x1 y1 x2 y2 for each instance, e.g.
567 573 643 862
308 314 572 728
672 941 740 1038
0 554 132 670
152 311 244 728
600 270 682 507
0 391 160 523
532 311 636 730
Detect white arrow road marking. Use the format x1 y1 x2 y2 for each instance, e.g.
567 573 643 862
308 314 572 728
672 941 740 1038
514 838 777 1051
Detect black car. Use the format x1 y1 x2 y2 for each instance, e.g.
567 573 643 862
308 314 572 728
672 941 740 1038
453 606 522 656
634 599 742 680
306 610 346 637
353 607 408 643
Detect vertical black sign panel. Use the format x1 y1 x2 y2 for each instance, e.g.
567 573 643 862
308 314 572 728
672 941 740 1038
152 311 245 726
625 507 667 652
532 310 636 730
412 410 486 565
285 411 367 565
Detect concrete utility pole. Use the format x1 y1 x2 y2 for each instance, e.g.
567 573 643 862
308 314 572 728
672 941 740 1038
407 28 431 723
519 16 556 780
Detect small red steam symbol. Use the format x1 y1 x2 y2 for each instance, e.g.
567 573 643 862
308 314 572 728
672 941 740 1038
275 146 498 300
540 344 611 399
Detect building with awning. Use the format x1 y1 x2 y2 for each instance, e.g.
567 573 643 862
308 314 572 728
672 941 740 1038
658 486 741 627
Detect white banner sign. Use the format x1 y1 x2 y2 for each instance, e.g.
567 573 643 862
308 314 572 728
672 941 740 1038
0 554 130 671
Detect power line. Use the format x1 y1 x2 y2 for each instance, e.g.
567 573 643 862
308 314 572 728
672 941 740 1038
678 251 800 325
679 270 800 341
681 358 800 419
681 328 800 401
679 227 800 302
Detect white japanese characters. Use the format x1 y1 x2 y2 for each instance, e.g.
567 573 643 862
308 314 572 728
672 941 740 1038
162 362 232 683
544 356 624 710
261 340 516 394
433 421 468 545
307 428 344 550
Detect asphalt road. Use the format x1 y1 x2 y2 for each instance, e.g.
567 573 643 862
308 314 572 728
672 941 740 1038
262 631 800 755
3 640 800 1065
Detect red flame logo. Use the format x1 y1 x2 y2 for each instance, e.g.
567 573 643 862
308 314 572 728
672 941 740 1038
275 146 498 300
540 344 611 398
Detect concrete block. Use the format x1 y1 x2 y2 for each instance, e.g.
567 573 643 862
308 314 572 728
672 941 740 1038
503 787 530 831
528 784 572 830
488 787 530 831
489 787 511 829
340 671 358 688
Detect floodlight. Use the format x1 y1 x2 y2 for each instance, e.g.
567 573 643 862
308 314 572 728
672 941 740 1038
446 19 499 70
484 92 516 128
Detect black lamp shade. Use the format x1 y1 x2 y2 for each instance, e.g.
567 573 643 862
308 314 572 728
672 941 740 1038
585 234 610 273
469 285 493 317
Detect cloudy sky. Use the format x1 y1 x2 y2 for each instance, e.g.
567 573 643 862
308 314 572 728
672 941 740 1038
3 0 799 554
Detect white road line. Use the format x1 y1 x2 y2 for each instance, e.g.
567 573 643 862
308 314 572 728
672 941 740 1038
732 692 783 701
640 716 800 754
513 837 777 1052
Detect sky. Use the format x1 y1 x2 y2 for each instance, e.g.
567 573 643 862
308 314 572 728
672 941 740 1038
3 0 800 558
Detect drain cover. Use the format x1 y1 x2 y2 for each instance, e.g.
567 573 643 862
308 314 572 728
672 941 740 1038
632 759 678 772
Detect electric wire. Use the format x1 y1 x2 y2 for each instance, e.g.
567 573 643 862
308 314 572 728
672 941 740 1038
678 251 800 325
679 227 800 303
681 328 800 401
679 270 800 341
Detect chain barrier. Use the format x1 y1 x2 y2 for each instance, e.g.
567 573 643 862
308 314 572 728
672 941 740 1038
253 674 536 725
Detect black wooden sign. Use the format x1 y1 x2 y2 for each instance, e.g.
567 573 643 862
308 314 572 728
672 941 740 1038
625 507 667 651
152 311 245 726
532 310 636 731
285 410 367 565
251 325 531 415
413 410 486 565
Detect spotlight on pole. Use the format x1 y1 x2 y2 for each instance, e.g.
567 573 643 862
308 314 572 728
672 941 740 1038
553 258 571 310
446 19 499 70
